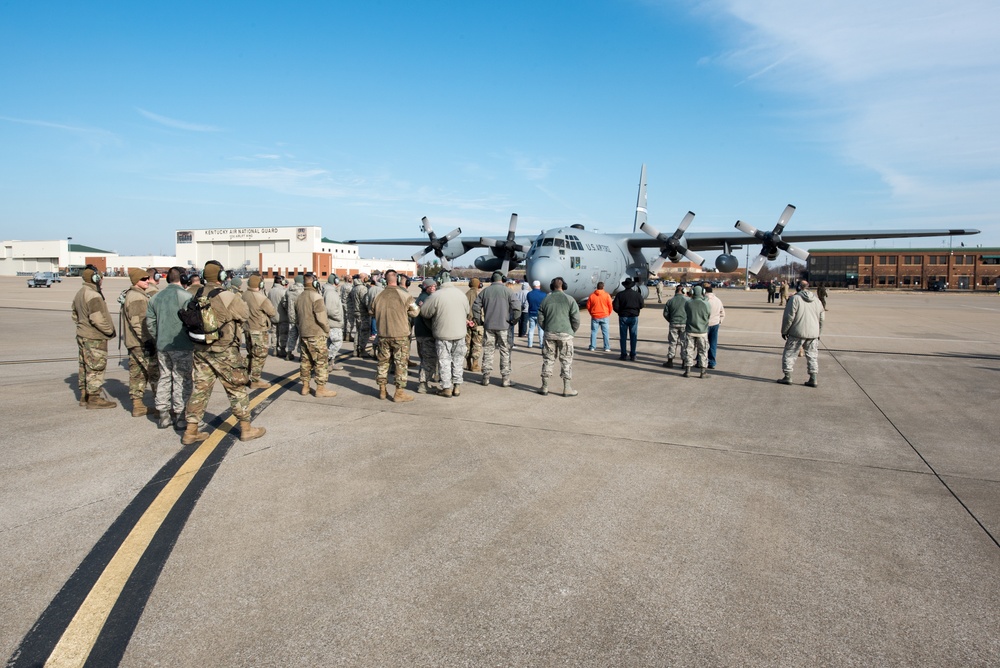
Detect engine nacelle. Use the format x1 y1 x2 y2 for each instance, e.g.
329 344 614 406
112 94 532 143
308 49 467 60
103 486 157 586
474 255 503 272
715 254 739 273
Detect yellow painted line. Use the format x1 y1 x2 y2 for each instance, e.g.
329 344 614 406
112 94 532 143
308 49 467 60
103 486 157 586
44 377 293 668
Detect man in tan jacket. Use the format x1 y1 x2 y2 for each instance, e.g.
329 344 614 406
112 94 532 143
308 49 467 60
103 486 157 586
243 275 277 390
122 267 160 416
183 261 266 444
371 269 419 402
71 265 117 409
294 272 337 398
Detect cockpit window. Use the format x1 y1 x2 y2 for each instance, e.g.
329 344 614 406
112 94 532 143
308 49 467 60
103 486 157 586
541 238 554 247
554 238 565 248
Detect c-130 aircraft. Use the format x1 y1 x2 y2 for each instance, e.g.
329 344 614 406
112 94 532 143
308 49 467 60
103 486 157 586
348 165 980 303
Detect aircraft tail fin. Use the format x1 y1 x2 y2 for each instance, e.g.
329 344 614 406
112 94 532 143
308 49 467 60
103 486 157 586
632 163 647 233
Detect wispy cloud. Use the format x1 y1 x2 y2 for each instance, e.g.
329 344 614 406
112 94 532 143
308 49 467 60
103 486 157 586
137 108 222 132
0 115 118 146
689 0 1000 212
509 152 554 181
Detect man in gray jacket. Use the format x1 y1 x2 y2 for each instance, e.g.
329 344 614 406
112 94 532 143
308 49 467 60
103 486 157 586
283 275 305 361
323 275 345 370
778 279 825 387
420 280 473 397
268 275 288 357
472 272 521 387
536 277 580 397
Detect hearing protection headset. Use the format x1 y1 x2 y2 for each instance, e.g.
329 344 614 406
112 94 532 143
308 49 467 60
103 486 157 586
85 264 102 283
203 260 227 282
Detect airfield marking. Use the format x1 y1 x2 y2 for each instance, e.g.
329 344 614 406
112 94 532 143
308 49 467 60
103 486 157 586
8 372 299 668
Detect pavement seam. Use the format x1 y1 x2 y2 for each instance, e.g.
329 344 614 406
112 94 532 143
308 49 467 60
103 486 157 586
827 348 1000 551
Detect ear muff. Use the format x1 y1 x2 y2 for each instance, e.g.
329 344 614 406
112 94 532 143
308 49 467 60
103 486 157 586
153 272 162 282
86 264 102 283
204 260 227 282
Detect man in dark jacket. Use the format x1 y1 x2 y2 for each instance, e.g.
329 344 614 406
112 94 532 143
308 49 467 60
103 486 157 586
612 278 644 361
473 272 521 387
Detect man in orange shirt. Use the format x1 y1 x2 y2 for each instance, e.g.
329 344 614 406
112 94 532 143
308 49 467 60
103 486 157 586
586 281 613 351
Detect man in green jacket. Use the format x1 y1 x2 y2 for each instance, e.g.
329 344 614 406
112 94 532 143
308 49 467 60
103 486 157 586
536 277 581 397
683 285 711 378
146 267 193 429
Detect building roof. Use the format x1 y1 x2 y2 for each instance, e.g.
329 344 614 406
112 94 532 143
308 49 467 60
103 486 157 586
808 247 1000 253
69 243 113 254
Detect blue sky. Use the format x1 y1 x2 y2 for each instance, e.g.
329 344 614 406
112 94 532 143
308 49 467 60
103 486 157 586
1 0 997 260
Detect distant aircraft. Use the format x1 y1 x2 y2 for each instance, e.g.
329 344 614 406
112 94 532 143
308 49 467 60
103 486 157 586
347 165 980 302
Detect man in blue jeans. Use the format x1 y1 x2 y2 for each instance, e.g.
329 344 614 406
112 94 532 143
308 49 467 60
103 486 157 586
525 280 547 348
612 278 644 360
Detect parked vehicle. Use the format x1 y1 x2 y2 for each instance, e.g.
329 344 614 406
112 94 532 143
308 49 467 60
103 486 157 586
27 272 57 288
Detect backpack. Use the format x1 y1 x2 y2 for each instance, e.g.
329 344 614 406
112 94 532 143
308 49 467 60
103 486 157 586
117 288 130 306
178 287 225 344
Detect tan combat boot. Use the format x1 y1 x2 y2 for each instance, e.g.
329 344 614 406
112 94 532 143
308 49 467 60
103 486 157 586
314 385 337 398
79 392 88 407
132 401 148 417
239 421 266 441
452 385 461 397
300 381 310 396
87 394 117 410
378 384 387 400
392 387 414 403
181 423 210 445
250 380 271 389
436 387 453 398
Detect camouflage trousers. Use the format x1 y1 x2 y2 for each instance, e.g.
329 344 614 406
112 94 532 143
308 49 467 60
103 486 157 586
540 332 574 380
245 329 269 382
376 337 410 389
684 332 708 369
76 336 109 398
436 338 466 389
782 336 819 375
355 315 371 356
327 328 344 362
415 336 438 384
127 346 160 400
155 350 192 415
345 310 357 340
481 328 511 379
465 325 483 368
286 323 300 356
666 324 687 362
269 322 289 356
300 336 329 385
185 347 251 425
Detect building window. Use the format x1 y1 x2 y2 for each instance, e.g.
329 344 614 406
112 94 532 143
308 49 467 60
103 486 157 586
981 277 996 286
877 255 897 265
903 255 922 265
929 255 948 265
859 256 872 265
877 275 887 285
886 275 896 285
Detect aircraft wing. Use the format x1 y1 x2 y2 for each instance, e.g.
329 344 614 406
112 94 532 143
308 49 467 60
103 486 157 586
622 228 981 253
345 237 536 253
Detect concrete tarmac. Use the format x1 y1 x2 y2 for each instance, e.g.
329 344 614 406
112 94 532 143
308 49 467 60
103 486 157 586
1 277 998 666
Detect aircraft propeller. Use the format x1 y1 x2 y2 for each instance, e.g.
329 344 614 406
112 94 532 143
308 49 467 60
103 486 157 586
735 205 808 275
640 211 706 274
479 213 526 276
412 216 462 271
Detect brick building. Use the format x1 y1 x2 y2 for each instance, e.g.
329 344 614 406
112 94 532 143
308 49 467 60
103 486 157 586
807 248 1000 290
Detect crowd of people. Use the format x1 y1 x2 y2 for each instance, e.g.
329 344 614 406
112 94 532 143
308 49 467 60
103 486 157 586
71 262 826 444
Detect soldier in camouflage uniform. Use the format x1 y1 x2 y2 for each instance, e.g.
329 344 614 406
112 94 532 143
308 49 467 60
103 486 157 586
267 275 288 356
284 275 305 361
465 277 483 371
243 275 277 389
350 273 371 357
183 261 265 444
413 278 438 393
324 275 345 370
371 270 418 402
295 272 337 397
339 277 353 342
72 265 117 409
122 268 160 417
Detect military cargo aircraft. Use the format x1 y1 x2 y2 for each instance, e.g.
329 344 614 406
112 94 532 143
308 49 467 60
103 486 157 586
347 165 980 303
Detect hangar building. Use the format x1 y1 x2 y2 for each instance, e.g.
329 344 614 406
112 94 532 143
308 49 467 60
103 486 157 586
807 248 1000 290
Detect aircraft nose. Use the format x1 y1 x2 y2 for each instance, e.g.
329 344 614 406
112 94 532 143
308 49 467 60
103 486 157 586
526 258 561 292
